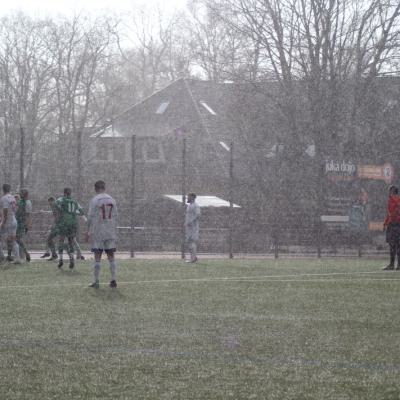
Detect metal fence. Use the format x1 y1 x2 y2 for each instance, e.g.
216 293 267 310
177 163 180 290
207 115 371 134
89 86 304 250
26 211 387 258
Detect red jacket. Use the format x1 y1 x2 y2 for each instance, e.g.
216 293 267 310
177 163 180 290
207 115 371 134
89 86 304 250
384 194 400 226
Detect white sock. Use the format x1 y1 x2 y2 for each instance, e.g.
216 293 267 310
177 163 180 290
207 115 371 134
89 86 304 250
109 260 117 281
94 262 100 282
12 241 20 260
74 239 82 257
189 242 197 260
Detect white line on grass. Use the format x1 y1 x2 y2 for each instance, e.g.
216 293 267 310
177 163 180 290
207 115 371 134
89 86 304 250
0 271 399 290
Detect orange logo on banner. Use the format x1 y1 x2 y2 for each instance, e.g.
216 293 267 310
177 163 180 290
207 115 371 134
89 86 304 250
357 163 394 183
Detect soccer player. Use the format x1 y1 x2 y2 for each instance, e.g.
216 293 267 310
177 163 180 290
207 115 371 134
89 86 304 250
15 189 32 262
0 184 21 264
41 197 86 261
185 192 201 263
55 188 84 269
383 185 400 270
86 180 118 288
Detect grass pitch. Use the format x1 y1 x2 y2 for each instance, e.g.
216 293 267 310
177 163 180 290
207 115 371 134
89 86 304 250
0 257 399 399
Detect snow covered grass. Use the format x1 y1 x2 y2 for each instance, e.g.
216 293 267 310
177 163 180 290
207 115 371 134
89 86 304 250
0 258 399 399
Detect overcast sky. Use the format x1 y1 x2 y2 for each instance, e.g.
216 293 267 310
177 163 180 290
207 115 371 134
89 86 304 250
0 0 188 17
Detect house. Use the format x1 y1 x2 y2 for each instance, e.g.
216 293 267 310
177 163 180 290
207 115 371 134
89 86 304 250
87 78 260 203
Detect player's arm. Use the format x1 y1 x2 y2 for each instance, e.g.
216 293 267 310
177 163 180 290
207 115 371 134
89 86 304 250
76 202 85 216
26 200 32 231
2 207 8 226
76 202 87 222
1 197 10 226
85 200 96 241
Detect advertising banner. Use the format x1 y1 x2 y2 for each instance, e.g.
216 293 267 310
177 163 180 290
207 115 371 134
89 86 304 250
357 163 394 183
325 160 394 184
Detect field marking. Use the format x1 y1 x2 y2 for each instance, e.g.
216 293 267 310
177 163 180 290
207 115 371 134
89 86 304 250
1 336 399 373
0 270 399 290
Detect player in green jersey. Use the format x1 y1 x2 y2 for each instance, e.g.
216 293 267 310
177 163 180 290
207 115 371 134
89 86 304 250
41 196 86 261
15 189 32 262
55 188 85 269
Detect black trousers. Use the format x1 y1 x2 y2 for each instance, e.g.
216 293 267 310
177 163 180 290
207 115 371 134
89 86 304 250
386 223 400 266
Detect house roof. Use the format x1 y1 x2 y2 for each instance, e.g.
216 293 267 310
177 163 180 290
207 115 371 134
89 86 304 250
164 194 241 208
91 78 265 142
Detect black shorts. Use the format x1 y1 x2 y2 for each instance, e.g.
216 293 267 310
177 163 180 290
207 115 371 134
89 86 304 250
386 223 400 244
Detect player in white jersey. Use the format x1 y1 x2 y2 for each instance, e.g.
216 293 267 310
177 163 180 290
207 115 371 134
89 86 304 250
0 184 21 264
86 180 118 288
185 192 201 263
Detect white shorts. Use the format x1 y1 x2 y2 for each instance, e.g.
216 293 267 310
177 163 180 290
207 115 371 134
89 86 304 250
1 223 17 237
91 239 117 253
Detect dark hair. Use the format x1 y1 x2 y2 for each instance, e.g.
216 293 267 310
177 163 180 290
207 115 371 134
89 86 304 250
48 197 55 202
2 184 11 193
20 188 28 198
64 188 72 196
188 192 196 199
95 180 106 191
389 185 399 194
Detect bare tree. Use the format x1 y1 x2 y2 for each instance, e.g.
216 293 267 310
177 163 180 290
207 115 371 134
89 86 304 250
46 15 115 198
116 6 192 98
211 3 400 169
187 0 263 81
0 14 55 188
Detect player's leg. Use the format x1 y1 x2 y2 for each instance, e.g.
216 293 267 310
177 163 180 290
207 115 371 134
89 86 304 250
384 225 395 270
73 238 85 260
67 235 75 269
47 227 58 260
389 242 395 269
0 230 5 263
57 234 66 268
395 232 400 270
190 240 198 262
89 248 102 288
106 246 117 288
185 238 198 263
9 233 21 264
16 229 30 262
6 240 13 261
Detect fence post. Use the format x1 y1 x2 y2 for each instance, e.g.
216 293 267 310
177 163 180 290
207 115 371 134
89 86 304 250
130 135 136 258
228 141 234 259
316 218 322 258
181 138 187 260
273 225 279 259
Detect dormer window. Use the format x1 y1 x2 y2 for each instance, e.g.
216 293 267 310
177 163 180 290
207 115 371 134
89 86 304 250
155 102 170 114
200 101 217 115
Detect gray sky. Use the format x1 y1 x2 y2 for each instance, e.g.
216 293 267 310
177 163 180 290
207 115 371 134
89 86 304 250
0 0 187 17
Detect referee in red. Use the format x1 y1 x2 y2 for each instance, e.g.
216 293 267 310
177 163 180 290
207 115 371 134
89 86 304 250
383 185 400 270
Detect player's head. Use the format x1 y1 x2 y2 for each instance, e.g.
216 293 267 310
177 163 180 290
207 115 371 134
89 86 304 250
14 193 20 202
389 185 398 195
187 192 196 203
2 184 11 194
48 196 55 204
94 180 106 193
64 188 72 197
19 189 28 199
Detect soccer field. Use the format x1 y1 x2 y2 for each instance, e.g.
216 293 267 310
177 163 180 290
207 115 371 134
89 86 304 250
0 258 399 400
